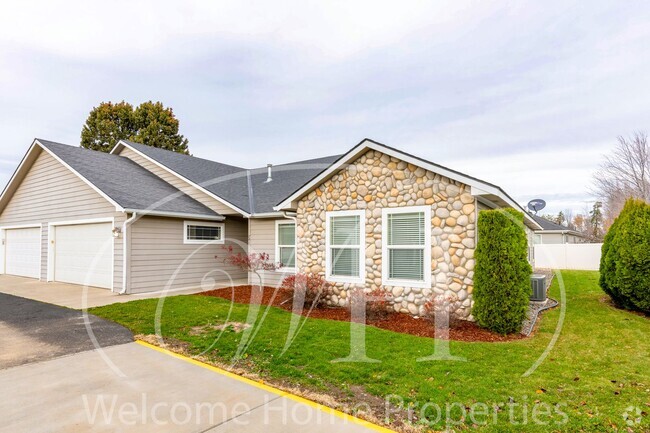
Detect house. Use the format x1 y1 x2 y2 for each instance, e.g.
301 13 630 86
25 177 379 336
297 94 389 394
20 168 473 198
530 214 584 244
0 138 542 318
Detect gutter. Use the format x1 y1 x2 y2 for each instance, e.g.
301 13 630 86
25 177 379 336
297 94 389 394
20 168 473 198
122 209 225 221
120 212 138 294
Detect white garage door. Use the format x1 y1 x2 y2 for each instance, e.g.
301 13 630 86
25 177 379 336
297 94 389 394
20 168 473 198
5 227 41 278
54 222 112 289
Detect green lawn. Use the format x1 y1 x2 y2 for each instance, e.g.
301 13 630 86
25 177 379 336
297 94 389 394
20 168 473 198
90 271 649 432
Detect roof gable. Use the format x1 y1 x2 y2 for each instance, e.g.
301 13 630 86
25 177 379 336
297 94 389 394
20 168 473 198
112 140 340 215
274 138 542 230
0 139 223 220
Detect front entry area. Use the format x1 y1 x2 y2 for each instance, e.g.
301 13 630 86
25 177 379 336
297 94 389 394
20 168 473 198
50 222 113 289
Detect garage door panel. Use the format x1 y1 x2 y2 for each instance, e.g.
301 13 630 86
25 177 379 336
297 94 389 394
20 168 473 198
5 227 41 278
54 223 112 289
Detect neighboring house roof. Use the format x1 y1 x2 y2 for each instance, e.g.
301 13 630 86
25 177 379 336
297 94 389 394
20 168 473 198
0 139 223 220
275 138 543 230
530 213 583 236
112 140 340 216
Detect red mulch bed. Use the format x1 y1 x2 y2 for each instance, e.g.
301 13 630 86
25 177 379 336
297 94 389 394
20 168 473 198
197 285 524 343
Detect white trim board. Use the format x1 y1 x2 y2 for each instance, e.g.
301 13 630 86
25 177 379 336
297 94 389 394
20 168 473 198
112 141 250 217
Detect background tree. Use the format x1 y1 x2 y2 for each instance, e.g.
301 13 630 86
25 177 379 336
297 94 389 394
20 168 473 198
589 201 604 241
131 101 190 154
80 101 135 153
556 211 566 226
80 100 189 154
593 131 650 226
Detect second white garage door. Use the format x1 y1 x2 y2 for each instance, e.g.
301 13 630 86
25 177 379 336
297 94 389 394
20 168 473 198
53 222 113 289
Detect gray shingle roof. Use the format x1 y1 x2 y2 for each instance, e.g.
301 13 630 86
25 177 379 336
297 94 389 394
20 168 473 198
249 155 342 214
530 213 579 233
38 139 221 218
121 140 340 214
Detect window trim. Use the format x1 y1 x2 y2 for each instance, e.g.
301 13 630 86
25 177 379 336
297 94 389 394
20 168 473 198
325 209 365 284
275 219 297 273
381 206 432 288
183 220 225 245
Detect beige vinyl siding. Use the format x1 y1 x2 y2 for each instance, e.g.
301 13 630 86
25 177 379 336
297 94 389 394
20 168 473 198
128 215 248 293
118 147 242 216
0 149 123 288
248 218 295 288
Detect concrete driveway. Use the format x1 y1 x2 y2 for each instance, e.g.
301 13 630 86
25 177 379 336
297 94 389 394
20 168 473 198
0 275 247 309
0 287 388 432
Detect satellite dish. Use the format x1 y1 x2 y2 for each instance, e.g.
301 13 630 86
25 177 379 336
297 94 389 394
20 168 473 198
527 199 546 214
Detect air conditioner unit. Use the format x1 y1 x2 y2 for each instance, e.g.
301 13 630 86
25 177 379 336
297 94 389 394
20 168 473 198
530 274 547 301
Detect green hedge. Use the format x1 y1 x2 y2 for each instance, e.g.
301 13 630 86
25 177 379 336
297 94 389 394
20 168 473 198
473 208 532 334
600 199 650 313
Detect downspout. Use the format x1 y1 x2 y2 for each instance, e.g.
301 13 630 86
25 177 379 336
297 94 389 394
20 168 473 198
120 212 137 294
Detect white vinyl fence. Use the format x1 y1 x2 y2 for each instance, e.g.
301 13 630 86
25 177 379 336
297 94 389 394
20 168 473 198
533 243 603 271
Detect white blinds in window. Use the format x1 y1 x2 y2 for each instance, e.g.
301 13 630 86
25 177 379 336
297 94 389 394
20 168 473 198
329 215 361 277
387 212 425 281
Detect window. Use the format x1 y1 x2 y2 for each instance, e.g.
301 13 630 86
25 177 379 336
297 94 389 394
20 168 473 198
382 206 431 288
326 210 365 283
534 234 542 245
183 221 224 244
276 221 296 270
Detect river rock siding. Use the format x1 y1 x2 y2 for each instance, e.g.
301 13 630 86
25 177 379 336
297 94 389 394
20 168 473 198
296 149 476 319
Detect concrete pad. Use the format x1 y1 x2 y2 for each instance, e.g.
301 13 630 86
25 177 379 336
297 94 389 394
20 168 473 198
0 342 386 432
0 342 278 433
0 275 247 309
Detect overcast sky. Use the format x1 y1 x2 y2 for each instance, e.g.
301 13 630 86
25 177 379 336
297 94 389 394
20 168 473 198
1 1 649 215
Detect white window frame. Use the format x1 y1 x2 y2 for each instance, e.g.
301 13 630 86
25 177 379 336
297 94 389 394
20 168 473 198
325 209 365 284
275 219 297 273
183 220 225 245
381 205 431 288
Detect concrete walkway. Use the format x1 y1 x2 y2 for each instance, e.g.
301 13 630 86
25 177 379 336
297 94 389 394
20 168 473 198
0 342 386 432
0 275 247 309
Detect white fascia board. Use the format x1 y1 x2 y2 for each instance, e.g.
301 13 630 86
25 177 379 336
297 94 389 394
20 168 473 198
114 140 250 217
249 212 285 218
122 208 225 221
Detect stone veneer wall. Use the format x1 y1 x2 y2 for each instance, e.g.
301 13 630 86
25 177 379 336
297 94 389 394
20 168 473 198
295 149 476 319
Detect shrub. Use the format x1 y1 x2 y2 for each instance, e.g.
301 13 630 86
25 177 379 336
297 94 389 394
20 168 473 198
281 273 331 308
600 199 650 313
473 208 532 334
348 288 393 320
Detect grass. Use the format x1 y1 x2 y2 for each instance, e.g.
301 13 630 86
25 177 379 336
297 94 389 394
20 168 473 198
90 271 649 432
